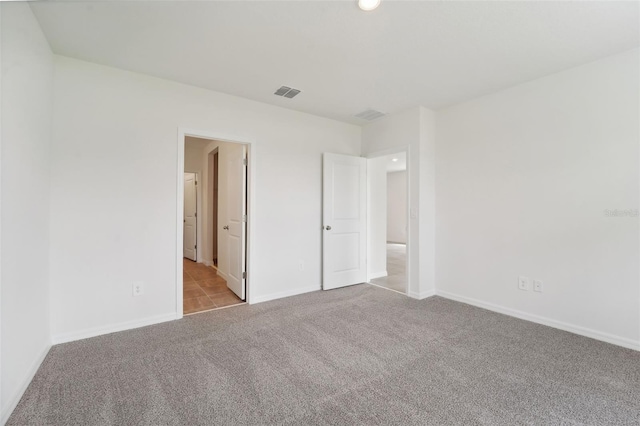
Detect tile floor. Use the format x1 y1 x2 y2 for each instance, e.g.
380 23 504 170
183 259 244 314
370 243 407 293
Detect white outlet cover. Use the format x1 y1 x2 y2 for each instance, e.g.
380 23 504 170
533 280 543 292
518 276 530 291
132 281 145 296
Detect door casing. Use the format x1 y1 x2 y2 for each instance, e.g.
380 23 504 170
176 128 255 318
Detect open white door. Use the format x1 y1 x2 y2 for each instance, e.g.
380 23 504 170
225 145 247 299
183 173 197 261
323 153 367 290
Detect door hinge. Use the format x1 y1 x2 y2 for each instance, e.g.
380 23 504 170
195 180 198 185
243 214 247 223
243 158 248 166
194 244 197 249
242 271 246 279
194 212 197 218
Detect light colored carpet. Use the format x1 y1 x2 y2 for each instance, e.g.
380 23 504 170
371 243 406 293
9 285 640 425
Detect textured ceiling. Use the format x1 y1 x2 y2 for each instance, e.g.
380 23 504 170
31 1 639 125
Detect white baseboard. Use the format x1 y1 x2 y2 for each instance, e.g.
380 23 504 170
368 271 388 280
408 289 436 300
216 269 229 281
251 285 320 304
51 313 178 345
1 343 51 425
436 290 640 352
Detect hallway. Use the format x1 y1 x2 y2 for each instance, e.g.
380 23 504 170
370 243 406 293
183 259 243 314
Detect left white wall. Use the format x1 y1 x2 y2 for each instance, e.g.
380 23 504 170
0 3 53 423
48 56 361 342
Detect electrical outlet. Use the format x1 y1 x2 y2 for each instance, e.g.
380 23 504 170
299 261 305 271
533 280 543 292
518 276 530 291
132 281 144 297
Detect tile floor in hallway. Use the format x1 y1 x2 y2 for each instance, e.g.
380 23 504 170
183 259 244 314
370 243 407 293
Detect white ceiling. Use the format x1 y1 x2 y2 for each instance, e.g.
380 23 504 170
31 1 639 125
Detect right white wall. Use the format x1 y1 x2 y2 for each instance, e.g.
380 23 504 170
435 48 639 349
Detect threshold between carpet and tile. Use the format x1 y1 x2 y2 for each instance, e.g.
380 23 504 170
183 259 244 314
370 243 407 293
8 284 640 425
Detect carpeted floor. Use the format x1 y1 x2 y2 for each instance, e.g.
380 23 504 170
9 285 640 425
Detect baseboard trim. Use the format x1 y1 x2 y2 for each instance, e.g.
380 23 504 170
1 343 51 425
408 289 436 300
216 269 229 281
368 271 388 280
51 313 178 345
436 290 640 352
251 285 320 304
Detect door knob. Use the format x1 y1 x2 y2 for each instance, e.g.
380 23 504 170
325 225 332 231
223 225 229 230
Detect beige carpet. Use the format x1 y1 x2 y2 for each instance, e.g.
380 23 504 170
8 285 640 425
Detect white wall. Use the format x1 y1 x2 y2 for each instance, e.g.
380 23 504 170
436 48 640 349
0 3 53 422
367 156 387 279
418 108 436 300
362 107 436 299
387 171 407 244
48 56 361 341
184 141 204 174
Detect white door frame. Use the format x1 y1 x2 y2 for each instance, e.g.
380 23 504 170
364 146 411 297
176 128 256 318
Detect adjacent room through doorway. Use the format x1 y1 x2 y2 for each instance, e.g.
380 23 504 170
182 136 248 314
367 152 408 294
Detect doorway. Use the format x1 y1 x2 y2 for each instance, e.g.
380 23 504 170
367 151 408 294
179 132 251 315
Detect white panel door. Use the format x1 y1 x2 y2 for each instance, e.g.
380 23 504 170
225 145 247 299
323 153 367 290
183 173 197 261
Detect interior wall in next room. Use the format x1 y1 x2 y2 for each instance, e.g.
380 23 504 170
387 171 407 244
367 156 388 279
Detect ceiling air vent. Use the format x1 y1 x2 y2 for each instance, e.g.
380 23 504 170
274 86 301 99
354 109 386 121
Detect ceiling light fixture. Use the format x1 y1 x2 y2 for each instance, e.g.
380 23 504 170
358 0 380 11
392 158 398 162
